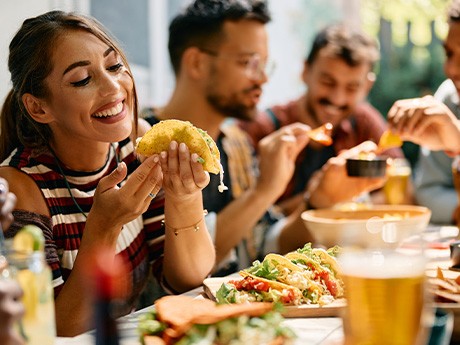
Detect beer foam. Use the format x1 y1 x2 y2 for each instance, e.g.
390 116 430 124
339 251 426 278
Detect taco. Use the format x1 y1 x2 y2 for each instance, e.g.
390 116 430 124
249 253 327 304
136 119 221 174
285 245 344 298
216 272 302 305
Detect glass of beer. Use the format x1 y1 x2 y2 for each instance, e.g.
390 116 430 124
339 244 429 345
383 158 412 205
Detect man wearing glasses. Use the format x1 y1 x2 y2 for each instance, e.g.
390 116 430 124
142 0 313 275
241 24 404 215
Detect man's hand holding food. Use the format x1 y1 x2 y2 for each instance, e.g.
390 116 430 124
307 141 387 209
387 95 460 154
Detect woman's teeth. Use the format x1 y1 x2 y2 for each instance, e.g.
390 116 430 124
93 102 123 117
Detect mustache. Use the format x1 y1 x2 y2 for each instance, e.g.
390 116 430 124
243 85 262 94
318 98 348 112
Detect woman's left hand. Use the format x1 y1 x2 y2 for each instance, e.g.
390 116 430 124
159 141 210 200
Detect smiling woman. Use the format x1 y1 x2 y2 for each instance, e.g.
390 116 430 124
0 10 215 337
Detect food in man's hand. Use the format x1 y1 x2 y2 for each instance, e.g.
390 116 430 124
216 243 344 306
378 130 403 151
136 119 228 192
138 295 296 345
308 122 333 146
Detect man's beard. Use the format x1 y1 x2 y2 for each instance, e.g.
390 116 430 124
206 91 258 122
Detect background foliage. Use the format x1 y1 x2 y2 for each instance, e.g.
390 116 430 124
361 0 450 167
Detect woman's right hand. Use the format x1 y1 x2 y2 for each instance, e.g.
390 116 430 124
88 155 163 238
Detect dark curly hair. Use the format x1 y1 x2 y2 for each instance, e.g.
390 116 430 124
306 23 380 70
168 0 271 75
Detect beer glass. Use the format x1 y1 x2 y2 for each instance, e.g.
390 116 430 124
338 221 430 345
340 250 427 345
383 158 412 205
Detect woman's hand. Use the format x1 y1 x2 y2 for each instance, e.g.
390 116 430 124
88 155 163 237
159 141 210 202
387 95 460 152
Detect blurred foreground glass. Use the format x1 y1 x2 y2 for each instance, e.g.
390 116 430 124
338 222 431 345
340 251 428 344
2 246 56 344
384 158 412 205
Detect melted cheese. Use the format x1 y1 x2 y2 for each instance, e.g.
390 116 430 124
218 163 229 193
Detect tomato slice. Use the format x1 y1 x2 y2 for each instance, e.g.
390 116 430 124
229 276 270 292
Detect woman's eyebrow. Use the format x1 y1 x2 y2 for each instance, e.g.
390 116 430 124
63 61 90 76
63 48 115 76
103 47 114 57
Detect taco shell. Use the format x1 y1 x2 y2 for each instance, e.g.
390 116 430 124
312 248 341 276
264 253 304 273
285 252 325 272
136 119 221 174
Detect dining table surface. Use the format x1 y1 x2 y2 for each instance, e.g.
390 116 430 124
55 224 459 345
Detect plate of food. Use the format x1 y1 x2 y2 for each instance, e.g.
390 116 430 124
427 263 460 342
203 243 347 318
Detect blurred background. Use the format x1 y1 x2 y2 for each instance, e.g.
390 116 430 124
0 0 452 166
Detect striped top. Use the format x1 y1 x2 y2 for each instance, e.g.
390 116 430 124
1 138 166 307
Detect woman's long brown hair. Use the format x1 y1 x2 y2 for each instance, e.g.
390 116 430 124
0 10 139 162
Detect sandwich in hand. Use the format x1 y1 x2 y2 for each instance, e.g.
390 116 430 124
136 119 228 192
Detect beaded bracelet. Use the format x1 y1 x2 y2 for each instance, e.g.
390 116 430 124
162 210 208 236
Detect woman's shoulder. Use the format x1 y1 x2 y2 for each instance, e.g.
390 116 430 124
0 166 49 216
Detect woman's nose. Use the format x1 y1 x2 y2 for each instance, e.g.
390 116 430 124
99 72 121 96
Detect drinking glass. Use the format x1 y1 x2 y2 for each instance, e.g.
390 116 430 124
338 221 431 345
2 245 56 345
383 158 412 205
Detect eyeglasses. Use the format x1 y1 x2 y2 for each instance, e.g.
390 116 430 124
199 48 276 80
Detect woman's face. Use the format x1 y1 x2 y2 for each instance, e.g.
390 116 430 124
39 30 134 148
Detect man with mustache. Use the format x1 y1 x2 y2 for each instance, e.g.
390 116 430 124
142 0 311 275
241 23 404 215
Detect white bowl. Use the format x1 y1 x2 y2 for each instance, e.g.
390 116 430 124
301 205 431 248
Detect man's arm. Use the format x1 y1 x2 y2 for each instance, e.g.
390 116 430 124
414 148 457 224
214 123 310 265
